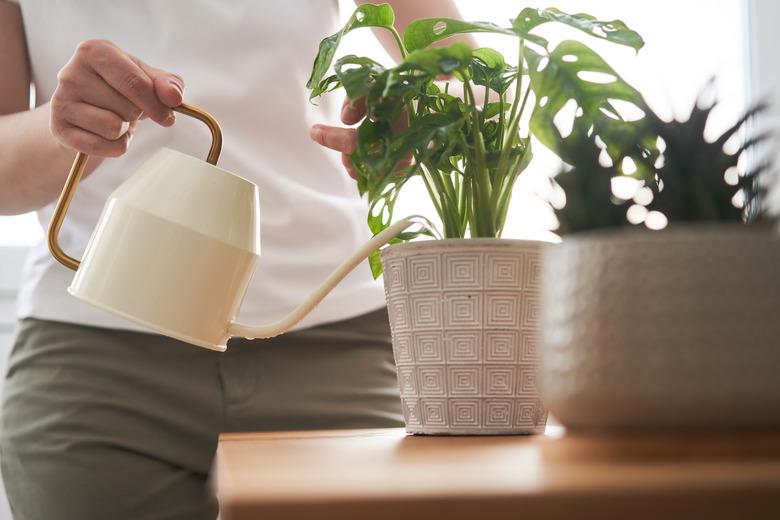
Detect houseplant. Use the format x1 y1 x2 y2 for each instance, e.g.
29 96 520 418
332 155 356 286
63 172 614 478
308 4 652 434
541 92 780 431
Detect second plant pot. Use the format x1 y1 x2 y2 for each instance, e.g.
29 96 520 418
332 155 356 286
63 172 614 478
381 239 548 435
539 225 780 431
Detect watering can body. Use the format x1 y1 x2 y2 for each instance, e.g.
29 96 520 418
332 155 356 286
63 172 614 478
48 103 426 351
70 148 260 351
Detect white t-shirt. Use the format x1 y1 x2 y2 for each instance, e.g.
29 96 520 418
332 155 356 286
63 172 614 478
13 0 386 333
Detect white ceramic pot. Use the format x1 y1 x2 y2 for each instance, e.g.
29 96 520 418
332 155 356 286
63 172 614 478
381 239 548 435
540 225 780 431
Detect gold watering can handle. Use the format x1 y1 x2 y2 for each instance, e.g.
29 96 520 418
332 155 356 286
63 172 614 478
47 103 223 271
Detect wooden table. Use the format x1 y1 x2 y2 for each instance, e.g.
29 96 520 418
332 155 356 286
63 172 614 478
216 427 780 520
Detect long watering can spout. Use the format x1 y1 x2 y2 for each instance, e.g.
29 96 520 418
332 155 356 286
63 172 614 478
228 215 438 339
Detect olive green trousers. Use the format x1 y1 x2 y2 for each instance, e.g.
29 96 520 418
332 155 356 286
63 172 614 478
0 309 402 519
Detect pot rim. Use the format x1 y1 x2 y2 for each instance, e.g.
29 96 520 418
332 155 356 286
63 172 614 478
381 236 553 258
557 221 779 245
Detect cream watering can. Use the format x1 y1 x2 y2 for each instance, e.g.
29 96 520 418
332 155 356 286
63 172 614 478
48 103 429 351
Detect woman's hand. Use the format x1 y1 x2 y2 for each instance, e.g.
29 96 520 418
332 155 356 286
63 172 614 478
310 96 411 179
309 97 366 179
50 39 184 157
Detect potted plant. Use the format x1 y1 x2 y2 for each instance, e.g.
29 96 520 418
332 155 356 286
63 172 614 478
308 3 650 434
540 89 780 431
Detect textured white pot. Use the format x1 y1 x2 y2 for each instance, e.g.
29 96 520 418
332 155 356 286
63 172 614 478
540 225 780 431
381 239 548 435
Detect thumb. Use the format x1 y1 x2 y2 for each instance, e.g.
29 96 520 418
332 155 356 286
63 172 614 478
132 57 185 108
151 71 185 108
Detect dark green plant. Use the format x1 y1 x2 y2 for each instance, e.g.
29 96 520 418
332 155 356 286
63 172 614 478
552 89 773 235
550 119 641 235
307 3 653 276
646 99 770 223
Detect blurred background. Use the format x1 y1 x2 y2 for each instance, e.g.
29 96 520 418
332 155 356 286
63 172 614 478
0 1 778 517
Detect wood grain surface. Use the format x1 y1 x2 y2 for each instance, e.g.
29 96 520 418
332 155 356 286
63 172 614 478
216 427 780 520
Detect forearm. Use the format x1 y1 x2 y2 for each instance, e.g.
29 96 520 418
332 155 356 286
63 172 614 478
0 103 99 215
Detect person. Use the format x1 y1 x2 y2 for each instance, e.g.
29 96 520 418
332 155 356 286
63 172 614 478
0 0 470 518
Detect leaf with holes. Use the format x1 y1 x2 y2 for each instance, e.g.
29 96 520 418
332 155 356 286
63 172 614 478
403 18 545 52
512 7 644 52
307 3 395 100
525 40 654 173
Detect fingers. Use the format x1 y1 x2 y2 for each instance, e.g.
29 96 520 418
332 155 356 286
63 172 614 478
396 153 412 174
50 39 185 158
309 124 357 154
80 41 173 125
59 101 131 141
134 58 185 109
53 122 135 158
71 76 144 123
341 97 366 125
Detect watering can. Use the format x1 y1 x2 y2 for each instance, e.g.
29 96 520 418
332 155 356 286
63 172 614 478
47 103 426 351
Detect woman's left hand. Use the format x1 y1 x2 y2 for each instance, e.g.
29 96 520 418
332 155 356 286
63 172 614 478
309 96 367 179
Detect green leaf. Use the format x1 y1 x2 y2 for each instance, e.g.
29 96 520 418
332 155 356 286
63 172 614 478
307 3 395 100
512 7 644 51
356 111 465 201
472 47 506 70
335 56 386 100
482 102 504 120
470 48 515 94
403 18 542 52
525 40 652 168
368 249 384 279
367 177 409 235
403 42 473 76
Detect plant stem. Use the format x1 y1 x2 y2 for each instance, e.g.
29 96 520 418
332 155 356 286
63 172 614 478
388 27 408 59
463 79 495 237
423 160 462 237
492 40 530 211
515 82 532 130
504 39 525 149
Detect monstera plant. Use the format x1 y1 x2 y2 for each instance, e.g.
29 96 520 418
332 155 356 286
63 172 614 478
308 2 653 277
308 4 658 437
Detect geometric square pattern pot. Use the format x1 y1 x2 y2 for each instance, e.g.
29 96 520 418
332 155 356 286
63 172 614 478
382 239 548 435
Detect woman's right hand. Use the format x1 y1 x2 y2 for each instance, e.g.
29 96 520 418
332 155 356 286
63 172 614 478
50 39 184 158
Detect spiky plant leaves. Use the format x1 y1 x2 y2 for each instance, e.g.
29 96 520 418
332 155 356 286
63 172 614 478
552 86 774 235
647 99 771 223
552 120 635 235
